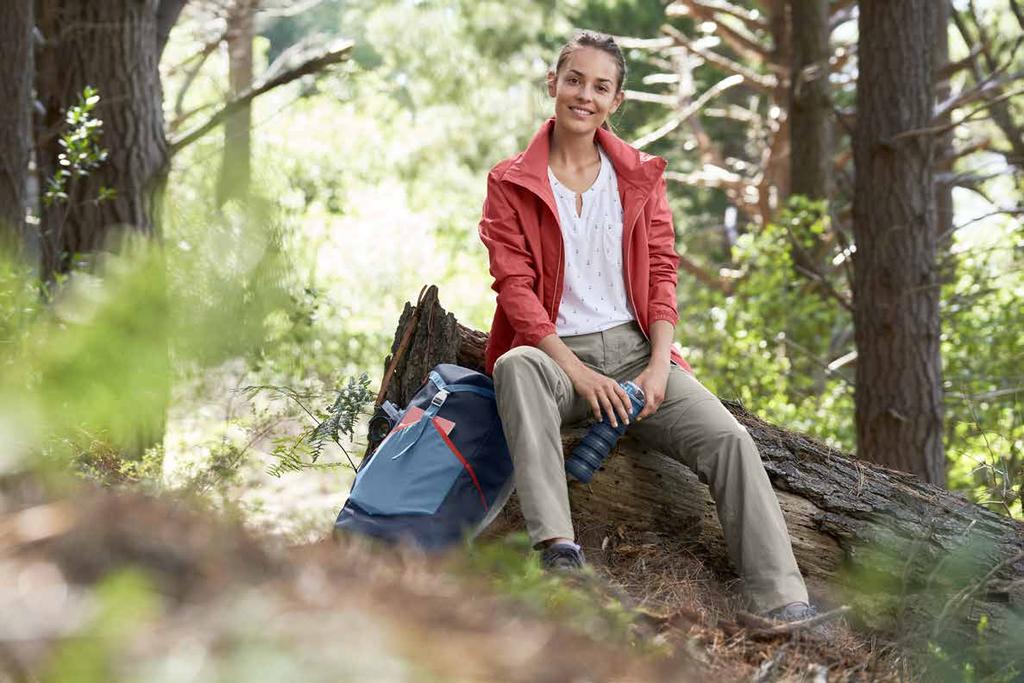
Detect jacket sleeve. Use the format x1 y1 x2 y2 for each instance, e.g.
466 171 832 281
478 169 557 345
647 175 680 327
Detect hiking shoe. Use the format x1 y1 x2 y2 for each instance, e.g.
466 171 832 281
540 542 586 572
764 601 838 638
766 601 818 622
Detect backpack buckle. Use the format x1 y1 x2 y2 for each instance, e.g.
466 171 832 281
431 389 449 408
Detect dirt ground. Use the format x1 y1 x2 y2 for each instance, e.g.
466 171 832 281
1 471 912 683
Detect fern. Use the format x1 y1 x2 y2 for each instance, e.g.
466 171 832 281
243 372 375 477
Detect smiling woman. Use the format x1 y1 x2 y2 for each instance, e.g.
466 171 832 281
476 29 823 623
546 32 626 137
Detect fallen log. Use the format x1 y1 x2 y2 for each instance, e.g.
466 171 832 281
369 285 1024 661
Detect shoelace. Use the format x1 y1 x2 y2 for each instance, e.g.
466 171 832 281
770 603 818 622
544 545 584 568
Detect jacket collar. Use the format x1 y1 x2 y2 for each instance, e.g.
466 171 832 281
500 117 666 202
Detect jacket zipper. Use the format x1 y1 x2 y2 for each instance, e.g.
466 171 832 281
624 192 653 343
550 237 563 320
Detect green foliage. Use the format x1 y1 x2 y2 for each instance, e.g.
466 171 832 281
42 569 162 683
0 193 296 469
44 85 114 208
243 372 375 477
942 219 1024 519
678 196 855 450
840 531 1024 682
462 533 639 644
5 242 173 459
73 439 165 489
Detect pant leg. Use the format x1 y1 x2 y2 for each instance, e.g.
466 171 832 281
614 346 808 612
492 345 591 546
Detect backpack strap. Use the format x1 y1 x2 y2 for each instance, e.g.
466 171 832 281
428 370 496 401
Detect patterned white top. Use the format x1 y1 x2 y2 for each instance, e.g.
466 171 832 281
548 144 636 337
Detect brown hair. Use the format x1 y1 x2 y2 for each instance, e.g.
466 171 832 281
553 30 626 131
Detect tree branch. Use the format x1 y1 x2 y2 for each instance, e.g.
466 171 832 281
887 87 1024 145
939 45 986 80
940 136 991 163
157 0 189 57
632 74 744 149
623 89 679 107
169 39 353 155
678 253 739 294
669 0 768 33
612 35 674 51
667 0 770 64
660 24 776 92
1011 0 1024 31
934 70 1024 121
171 29 229 125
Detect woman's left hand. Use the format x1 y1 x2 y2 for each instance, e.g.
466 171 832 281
631 361 670 422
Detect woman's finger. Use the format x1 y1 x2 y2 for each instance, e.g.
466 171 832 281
644 394 663 418
587 393 603 423
612 383 632 424
597 391 618 428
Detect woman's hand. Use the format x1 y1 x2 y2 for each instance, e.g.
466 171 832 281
631 361 670 421
566 364 634 428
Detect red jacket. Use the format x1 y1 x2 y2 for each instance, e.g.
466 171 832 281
478 117 691 376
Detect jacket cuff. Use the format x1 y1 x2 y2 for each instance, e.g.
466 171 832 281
521 320 557 346
648 305 679 327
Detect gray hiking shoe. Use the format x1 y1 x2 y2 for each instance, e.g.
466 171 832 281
766 601 818 622
764 601 838 638
540 543 586 572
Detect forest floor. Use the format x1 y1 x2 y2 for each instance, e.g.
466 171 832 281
1 472 910 683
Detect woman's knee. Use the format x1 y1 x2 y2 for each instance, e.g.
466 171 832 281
493 345 549 382
705 422 762 471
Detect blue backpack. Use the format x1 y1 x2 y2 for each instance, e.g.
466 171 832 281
334 363 514 550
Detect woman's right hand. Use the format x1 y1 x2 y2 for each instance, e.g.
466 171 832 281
566 363 633 428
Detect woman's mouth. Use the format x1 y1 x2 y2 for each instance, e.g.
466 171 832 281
569 106 594 118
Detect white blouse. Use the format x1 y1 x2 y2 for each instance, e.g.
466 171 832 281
548 145 636 337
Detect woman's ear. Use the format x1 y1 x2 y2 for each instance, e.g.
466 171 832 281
546 70 557 97
609 89 625 114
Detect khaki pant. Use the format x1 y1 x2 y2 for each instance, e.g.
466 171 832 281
491 320 807 612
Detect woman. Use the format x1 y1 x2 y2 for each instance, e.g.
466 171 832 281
478 30 815 621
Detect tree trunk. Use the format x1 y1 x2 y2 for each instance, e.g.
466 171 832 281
35 0 169 277
33 0 185 456
216 0 256 207
765 0 792 203
852 0 945 486
0 0 34 251
788 0 831 200
373 286 1023 662
933 0 955 253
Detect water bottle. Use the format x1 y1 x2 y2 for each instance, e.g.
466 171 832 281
565 381 646 483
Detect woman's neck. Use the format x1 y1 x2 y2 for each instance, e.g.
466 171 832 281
548 121 600 170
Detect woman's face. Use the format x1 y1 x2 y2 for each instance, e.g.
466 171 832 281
547 46 625 135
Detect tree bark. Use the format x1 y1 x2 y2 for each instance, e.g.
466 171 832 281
852 0 945 486
217 0 256 207
765 0 792 203
788 0 831 200
33 0 178 456
0 0 34 250
374 286 1023 660
35 0 170 277
934 0 954 253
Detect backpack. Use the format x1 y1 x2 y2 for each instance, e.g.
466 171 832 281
334 363 514 550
